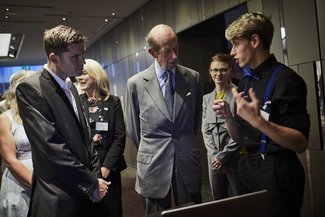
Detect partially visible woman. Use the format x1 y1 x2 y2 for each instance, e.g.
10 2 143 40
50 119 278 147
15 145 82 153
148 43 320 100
0 70 35 217
201 54 247 200
78 59 127 217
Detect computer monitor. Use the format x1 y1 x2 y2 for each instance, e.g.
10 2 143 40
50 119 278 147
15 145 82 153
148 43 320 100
160 190 268 217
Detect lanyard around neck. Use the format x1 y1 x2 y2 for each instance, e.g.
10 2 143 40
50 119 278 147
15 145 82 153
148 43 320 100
260 64 283 158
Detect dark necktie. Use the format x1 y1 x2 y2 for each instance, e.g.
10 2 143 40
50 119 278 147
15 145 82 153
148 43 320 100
164 70 174 118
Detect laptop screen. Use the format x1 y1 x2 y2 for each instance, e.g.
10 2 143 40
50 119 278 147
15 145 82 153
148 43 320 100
160 190 268 217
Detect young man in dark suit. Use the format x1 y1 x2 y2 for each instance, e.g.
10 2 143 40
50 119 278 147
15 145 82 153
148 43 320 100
16 25 110 217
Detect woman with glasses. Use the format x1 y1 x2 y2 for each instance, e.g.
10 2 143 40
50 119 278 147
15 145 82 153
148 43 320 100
201 53 247 200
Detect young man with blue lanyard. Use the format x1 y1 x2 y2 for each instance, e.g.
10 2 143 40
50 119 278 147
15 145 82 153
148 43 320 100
213 12 310 217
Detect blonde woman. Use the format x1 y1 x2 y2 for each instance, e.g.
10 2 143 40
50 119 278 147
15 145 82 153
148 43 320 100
78 59 127 217
0 70 35 217
202 54 247 200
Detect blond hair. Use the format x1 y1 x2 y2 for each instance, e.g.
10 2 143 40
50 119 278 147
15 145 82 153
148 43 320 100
4 70 35 123
83 59 110 100
225 12 274 51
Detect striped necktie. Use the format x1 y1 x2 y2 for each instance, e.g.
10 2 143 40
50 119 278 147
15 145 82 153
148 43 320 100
164 70 174 118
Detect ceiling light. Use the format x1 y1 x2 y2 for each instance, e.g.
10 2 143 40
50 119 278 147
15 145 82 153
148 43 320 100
0 33 24 59
0 33 11 57
5 8 10 12
104 19 109 22
112 12 116 17
62 17 67 21
4 15 9 19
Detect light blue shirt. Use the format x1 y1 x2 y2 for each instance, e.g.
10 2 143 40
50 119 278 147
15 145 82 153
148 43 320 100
154 60 175 97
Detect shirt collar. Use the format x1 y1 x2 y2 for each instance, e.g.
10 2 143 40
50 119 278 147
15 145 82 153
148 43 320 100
154 60 175 79
44 64 70 90
251 54 277 77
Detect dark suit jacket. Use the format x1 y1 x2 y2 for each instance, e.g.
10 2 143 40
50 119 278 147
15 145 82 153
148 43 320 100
80 94 127 173
16 68 99 217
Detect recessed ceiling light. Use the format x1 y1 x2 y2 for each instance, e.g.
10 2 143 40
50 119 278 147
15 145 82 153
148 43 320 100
104 19 109 22
5 8 10 12
0 33 24 59
0 33 11 57
62 17 67 21
112 12 116 17
4 15 9 19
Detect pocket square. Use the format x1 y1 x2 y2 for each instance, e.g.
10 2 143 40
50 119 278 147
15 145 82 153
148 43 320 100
186 92 191 96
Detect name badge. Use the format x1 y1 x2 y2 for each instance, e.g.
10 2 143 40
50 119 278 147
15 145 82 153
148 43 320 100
260 110 270 121
96 122 108 131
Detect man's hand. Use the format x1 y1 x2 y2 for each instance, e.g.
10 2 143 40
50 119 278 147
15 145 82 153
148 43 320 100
101 166 111 179
232 87 264 128
90 178 111 203
213 99 232 120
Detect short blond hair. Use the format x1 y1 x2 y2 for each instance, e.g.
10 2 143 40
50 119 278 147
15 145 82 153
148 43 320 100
225 12 274 51
83 59 110 100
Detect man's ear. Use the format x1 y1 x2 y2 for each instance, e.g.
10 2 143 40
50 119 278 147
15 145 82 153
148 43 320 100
148 47 157 58
49 53 59 64
251 34 261 48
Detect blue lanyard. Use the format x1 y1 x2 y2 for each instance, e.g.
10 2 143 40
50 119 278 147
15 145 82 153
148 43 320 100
260 64 283 159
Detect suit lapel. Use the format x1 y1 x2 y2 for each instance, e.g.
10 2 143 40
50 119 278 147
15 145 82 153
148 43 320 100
71 85 90 143
206 90 217 123
174 67 187 121
144 66 171 120
42 70 90 144
42 69 72 109
101 97 110 121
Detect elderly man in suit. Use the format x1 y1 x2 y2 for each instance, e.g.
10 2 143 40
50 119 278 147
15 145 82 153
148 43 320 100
16 25 110 217
125 24 203 215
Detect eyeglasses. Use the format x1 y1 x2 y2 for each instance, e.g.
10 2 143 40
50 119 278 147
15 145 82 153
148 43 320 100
209 68 228 75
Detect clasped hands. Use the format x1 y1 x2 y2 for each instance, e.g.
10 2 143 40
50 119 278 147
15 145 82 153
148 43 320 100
90 178 111 203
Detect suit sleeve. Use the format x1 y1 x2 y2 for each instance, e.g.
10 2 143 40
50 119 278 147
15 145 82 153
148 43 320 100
194 74 204 133
125 79 141 148
16 81 98 198
201 95 217 160
215 95 240 165
103 97 126 170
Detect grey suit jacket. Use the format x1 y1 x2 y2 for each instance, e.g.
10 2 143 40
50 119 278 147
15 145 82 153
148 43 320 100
16 69 99 217
201 86 240 165
125 64 203 198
